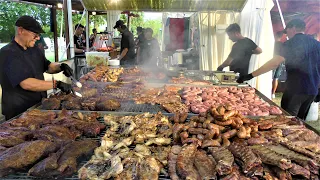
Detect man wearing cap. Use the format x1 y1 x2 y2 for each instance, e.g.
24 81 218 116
0 16 73 120
237 19 320 120
114 20 135 65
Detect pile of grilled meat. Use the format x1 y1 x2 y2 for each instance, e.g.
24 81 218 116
0 110 105 178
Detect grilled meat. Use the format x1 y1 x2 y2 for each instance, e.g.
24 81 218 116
145 137 171 146
208 147 234 176
115 157 140 180
0 126 31 147
150 146 170 166
29 140 98 178
176 143 200 180
96 99 121 111
80 99 97 111
78 156 123 180
134 144 151 156
173 123 184 144
168 145 181 180
272 166 292 180
266 145 319 175
228 142 262 175
41 98 61 110
32 125 79 141
250 145 292 170
81 88 98 98
291 141 320 154
61 98 82 110
194 150 217 180
0 140 62 177
138 157 162 180
279 139 318 160
288 163 310 179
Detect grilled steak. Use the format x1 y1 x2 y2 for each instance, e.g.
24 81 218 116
176 143 200 179
0 140 62 177
29 140 98 178
96 99 121 111
0 126 31 147
194 150 217 180
32 125 79 141
41 98 61 110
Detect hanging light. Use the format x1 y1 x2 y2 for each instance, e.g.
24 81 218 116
57 3 63 9
92 11 96 15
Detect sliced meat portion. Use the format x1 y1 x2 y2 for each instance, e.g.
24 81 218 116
168 146 181 180
194 150 217 180
32 125 79 141
176 143 200 179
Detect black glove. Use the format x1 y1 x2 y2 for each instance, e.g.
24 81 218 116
237 73 254 83
56 81 72 93
60 63 73 77
217 66 224 71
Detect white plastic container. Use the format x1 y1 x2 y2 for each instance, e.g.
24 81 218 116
109 59 120 66
85 52 109 66
306 102 319 121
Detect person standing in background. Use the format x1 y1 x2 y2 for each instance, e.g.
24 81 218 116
237 19 320 120
114 20 135 65
271 31 285 99
89 28 97 48
138 28 161 66
217 23 262 76
74 24 86 55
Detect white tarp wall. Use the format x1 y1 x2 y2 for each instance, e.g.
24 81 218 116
107 10 121 35
198 11 240 71
240 0 275 99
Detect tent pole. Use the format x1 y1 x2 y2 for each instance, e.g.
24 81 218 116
67 0 74 58
275 0 286 29
63 0 70 59
86 10 90 51
52 6 59 62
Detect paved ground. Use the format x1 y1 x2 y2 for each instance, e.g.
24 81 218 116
273 93 320 132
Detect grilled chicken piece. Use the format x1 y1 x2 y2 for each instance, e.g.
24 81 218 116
150 146 171 166
138 157 162 180
118 118 136 136
145 137 171 146
250 145 292 170
78 156 123 180
208 147 234 176
168 146 182 180
104 115 120 132
194 150 217 180
115 157 140 180
228 142 262 175
134 144 151 156
176 143 200 180
113 136 134 150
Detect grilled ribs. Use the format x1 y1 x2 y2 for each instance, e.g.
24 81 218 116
32 125 80 141
176 143 200 179
0 140 62 177
194 150 217 180
228 142 262 175
208 147 234 176
250 145 292 170
0 126 31 147
29 140 98 178
168 145 181 180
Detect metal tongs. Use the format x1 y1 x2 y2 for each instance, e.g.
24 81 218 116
69 76 83 97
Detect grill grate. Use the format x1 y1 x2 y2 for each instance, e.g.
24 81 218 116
116 102 166 113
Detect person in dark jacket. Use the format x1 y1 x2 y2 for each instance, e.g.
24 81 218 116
0 16 72 120
237 19 320 120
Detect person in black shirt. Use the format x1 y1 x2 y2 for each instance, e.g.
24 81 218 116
217 23 262 75
113 20 135 65
74 24 85 55
272 31 284 99
138 28 161 66
135 26 145 45
238 19 320 120
0 16 73 120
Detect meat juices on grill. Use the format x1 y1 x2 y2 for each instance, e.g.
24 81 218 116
176 143 200 180
208 147 234 176
0 140 62 177
228 142 262 175
194 150 217 180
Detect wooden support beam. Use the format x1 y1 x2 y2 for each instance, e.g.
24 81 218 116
63 0 70 59
52 6 59 62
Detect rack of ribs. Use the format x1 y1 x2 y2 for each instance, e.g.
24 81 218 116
208 147 234 176
176 143 200 179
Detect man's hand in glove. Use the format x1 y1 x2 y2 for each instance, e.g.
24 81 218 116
60 63 73 77
56 81 72 93
217 66 224 71
237 73 254 83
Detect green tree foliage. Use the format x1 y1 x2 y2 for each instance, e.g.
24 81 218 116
0 1 107 42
